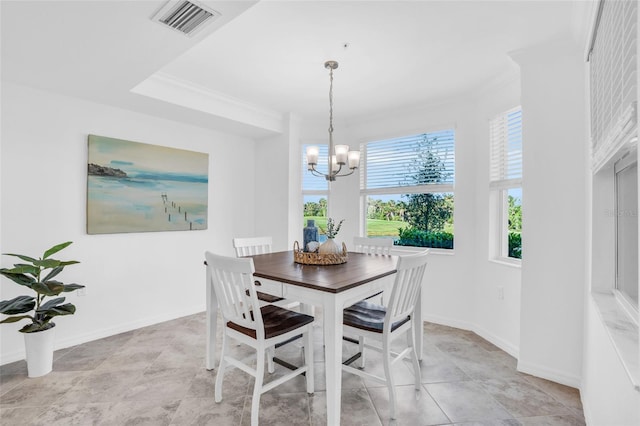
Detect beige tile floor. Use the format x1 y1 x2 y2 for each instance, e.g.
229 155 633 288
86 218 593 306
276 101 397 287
0 312 585 425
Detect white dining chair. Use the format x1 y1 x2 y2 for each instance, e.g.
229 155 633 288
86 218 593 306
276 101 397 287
353 236 394 304
233 236 273 257
233 236 288 306
342 249 429 420
205 252 315 426
233 236 302 372
353 236 394 255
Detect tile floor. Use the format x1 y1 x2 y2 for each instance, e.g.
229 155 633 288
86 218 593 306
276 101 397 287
0 311 585 425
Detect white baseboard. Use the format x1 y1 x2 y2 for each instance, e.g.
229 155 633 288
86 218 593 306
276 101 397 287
423 314 583 389
1 305 205 366
472 324 519 359
517 359 582 389
423 313 475 333
424 314 519 359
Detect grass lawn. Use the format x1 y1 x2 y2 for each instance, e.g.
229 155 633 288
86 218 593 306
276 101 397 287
303 216 454 238
366 219 407 237
303 217 408 237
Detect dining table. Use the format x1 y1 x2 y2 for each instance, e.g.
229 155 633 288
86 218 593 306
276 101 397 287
205 250 425 426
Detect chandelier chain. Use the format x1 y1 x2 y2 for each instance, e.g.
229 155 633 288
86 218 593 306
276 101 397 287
328 66 334 142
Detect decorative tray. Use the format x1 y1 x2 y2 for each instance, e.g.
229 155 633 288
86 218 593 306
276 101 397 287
293 241 348 265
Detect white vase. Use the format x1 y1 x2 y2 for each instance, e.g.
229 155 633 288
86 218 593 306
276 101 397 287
319 238 342 255
24 326 55 378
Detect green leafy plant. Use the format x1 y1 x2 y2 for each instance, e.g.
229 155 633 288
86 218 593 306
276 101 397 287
0 241 84 333
397 227 454 249
508 232 522 259
320 218 344 239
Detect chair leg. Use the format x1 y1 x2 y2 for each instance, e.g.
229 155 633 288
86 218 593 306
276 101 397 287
358 336 366 369
303 328 314 394
407 329 421 390
251 346 266 426
382 337 397 420
214 333 228 403
267 346 275 373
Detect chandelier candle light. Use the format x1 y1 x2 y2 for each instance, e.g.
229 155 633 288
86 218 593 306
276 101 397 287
306 60 360 181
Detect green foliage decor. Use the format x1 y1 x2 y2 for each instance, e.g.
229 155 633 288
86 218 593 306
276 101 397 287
397 227 454 249
320 218 344 238
0 241 85 333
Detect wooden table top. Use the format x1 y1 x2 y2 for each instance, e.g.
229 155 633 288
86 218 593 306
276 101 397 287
251 250 398 294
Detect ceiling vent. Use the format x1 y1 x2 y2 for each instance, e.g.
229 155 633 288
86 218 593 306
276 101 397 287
153 0 220 37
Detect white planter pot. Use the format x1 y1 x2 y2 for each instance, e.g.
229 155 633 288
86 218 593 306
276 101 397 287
23 326 55 378
319 238 342 255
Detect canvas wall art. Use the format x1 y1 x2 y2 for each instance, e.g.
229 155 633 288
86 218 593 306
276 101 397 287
87 134 209 234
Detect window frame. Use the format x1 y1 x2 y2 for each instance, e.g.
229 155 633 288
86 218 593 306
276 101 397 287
301 143 330 233
613 150 639 317
359 128 456 251
489 106 523 264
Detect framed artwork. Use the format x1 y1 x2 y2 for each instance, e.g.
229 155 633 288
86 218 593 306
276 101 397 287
87 134 209 234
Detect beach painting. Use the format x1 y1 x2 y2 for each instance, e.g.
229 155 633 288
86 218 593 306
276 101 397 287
87 135 209 234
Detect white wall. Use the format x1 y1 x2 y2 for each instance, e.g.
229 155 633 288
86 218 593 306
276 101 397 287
252 113 305 252
0 82 257 364
471 75 523 357
511 37 587 387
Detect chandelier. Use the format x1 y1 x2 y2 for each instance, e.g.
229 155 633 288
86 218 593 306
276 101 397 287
306 60 360 181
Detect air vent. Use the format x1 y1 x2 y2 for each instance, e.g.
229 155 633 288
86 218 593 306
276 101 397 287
153 0 220 37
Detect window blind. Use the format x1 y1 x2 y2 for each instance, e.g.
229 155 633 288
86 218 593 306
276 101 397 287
589 0 637 170
490 107 522 189
360 130 455 192
302 144 328 191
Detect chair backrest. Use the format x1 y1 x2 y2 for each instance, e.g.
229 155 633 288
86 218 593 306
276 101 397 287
205 251 264 339
233 236 273 257
385 249 430 328
353 236 393 255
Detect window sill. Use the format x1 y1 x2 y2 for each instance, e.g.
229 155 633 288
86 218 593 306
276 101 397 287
489 256 522 269
390 246 454 256
591 290 640 392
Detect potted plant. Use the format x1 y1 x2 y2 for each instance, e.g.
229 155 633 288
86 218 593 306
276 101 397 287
0 241 84 377
318 218 345 254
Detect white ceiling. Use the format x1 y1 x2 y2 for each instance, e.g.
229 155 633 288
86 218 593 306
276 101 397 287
1 0 592 138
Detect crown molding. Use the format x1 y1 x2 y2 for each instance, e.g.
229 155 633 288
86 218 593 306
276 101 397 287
131 71 283 134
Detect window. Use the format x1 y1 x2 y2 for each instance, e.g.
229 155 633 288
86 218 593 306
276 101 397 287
302 144 329 241
489 107 522 260
587 0 639 385
614 153 638 309
589 0 638 311
360 130 455 249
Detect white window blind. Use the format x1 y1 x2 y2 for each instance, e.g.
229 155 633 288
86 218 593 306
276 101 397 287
302 144 328 191
360 130 455 193
589 0 637 170
490 107 522 189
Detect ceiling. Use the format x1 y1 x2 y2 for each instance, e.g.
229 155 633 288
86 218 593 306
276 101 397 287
1 1 592 139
